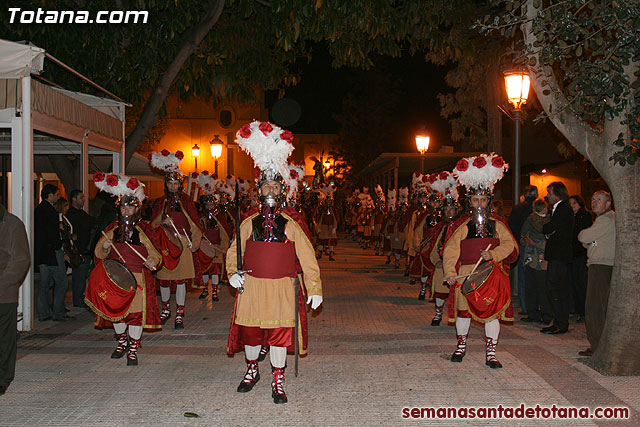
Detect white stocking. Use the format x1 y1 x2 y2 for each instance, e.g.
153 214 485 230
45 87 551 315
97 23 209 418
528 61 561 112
395 254 401 260
129 325 143 340
245 344 261 361
485 319 500 340
455 317 471 336
113 322 126 334
176 283 186 305
435 297 445 308
329 246 334 252
212 275 219 285
202 275 210 284
160 286 170 302
421 276 428 284
270 346 287 368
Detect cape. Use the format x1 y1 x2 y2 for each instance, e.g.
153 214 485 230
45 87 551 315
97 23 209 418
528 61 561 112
151 193 203 232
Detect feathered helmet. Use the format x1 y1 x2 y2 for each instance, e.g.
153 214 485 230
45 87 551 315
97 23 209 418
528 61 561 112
235 120 295 201
93 172 146 207
387 188 396 210
398 186 409 206
319 182 337 200
238 178 251 196
374 184 385 203
431 171 459 206
193 171 219 199
225 174 237 189
216 179 236 201
287 161 306 201
412 172 431 197
149 149 185 182
454 153 508 196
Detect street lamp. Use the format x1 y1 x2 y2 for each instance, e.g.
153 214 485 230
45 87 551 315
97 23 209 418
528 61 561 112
192 143 200 170
415 133 430 174
503 70 530 206
209 135 224 175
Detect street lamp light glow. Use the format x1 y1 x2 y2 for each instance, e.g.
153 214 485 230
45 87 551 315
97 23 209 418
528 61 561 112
192 144 200 158
415 135 430 154
209 135 223 158
504 71 530 109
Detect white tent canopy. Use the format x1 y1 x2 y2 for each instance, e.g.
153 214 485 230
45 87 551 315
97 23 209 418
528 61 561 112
0 39 45 78
0 38 126 331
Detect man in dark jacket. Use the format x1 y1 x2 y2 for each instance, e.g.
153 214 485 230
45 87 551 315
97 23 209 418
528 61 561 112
541 182 574 334
508 185 538 315
0 200 31 395
66 190 95 308
34 184 68 321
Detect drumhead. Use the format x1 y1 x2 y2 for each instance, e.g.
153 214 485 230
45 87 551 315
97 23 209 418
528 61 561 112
461 262 493 295
162 223 183 251
104 259 137 292
200 240 217 258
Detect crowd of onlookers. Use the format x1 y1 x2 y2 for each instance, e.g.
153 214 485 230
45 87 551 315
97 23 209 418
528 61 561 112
508 182 616 357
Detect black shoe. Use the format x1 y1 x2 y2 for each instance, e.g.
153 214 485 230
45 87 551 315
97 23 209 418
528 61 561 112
272 390 288 404
486 359 503 369
0 385 7 395
539 318 553 325
418 293 425 301
385 259 391 265
212 294 219 302
329 256 335 261
38 316 52 322
431 318 441 326
578 348 593 357
518 311 527 316
540 325 556 333
198 290 208 300
409 279 416 285
237 373 260 393
451 353 465 362
521 317 540 323
549 329 568 335
127 358 138 366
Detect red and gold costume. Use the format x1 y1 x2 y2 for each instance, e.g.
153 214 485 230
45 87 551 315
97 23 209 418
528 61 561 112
196 211 232 278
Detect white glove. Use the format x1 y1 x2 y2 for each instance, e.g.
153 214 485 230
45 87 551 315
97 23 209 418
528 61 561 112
229 273 245 289
306 295 323 310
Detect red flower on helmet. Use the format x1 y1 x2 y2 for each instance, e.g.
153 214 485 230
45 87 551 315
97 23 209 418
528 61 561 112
202 170 209 176
439 171 449 180
259 121 273 135
191 172 199 178
254 167 261 179
473 157 487 168
175 151 184 160
106 174 119 187
93 172 105 182
239 124 252 138
239 178 245 183
456 159 469 172
211 173 218 180
161 149 170 157
414 171 421 177
127 178 140 190
147 153 153 161
280 130 294 143
428 174 438 184
492 156 505 168
290 169 299 179
227 174 233 179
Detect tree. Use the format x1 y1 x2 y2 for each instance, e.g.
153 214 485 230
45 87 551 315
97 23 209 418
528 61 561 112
481 0 639 375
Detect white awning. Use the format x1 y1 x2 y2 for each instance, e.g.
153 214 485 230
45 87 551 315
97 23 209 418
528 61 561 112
0 39 45 78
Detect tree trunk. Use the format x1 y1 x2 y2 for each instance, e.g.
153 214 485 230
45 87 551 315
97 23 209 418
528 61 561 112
124 0 226 167
50 155 78 194
589 164 640 375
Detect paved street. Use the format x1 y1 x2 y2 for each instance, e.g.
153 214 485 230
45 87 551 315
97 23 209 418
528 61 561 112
1 237 639 426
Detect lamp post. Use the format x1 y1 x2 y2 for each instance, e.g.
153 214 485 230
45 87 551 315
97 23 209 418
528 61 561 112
192 143 200 171
209 135 223 175
415 133 430 174
503 70 530 206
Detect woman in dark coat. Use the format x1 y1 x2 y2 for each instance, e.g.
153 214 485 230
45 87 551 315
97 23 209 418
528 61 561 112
568 195 593 321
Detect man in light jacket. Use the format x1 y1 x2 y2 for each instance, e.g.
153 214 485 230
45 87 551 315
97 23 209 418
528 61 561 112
577 190 615 357
0 201 31 395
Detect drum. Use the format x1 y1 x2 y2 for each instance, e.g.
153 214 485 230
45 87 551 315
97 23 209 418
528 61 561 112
461 261 493 295
461 262 512 320
85 259 137 321
162 223 183 251
200 239 218 258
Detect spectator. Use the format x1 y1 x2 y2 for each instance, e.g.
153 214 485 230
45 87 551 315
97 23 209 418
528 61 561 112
520 199 553 325
65 190 95 309
577 191 615 357
568 195 592 322
491 200 504 217
508 185 539 315
540 182 574 335
0 199 31 395
34 184 69 322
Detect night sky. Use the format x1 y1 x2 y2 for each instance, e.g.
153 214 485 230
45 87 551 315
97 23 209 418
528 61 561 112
265 45 453 154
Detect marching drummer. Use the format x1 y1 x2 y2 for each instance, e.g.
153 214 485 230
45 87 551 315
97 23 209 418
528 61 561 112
193 173 232 301
88 173 163 366
443 154 519 369
149 150 202 329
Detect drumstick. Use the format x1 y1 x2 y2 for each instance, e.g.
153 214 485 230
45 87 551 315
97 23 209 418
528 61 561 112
463 243 493 281
168 217 182 240
124 242 148 263
101 230 126 263
182 228 193 248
